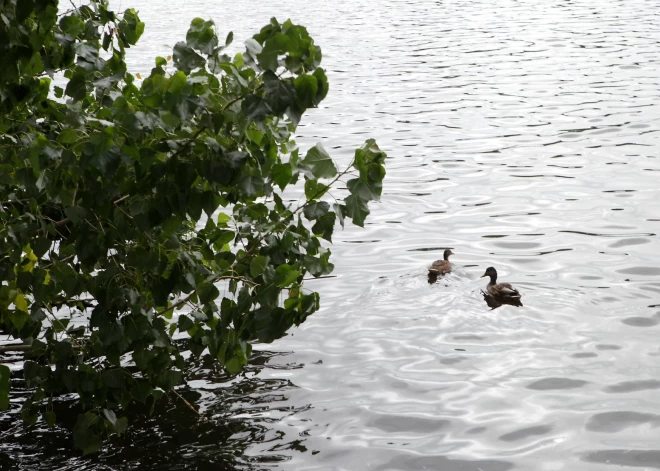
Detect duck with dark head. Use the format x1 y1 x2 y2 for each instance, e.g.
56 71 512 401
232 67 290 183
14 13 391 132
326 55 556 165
480 266 522 308
480 266 521 298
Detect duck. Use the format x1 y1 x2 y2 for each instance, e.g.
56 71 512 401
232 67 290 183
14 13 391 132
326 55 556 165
429 249 454 275
480 266 521 298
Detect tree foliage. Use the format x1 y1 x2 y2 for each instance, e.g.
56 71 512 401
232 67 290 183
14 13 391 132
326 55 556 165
0 0 386 452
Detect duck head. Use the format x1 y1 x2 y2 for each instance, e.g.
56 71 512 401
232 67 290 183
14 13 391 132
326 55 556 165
480 266 497 281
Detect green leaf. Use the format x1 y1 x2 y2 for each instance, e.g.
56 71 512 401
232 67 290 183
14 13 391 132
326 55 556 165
224 355 244 375
28 339 47 357
333 203 346 228
304 179 329 200
274 265 300 287
354 138 387 179
186 18 218 55
132 349 153 371
32 238 52 258
31 309 47 323
168 71 187 95
73 412 102 454
312 67 329 104
245 38 262 57
217 213 231 226
304 255 334 277
300 143 337 179
238 176 264 196
99 321 124 346
102 369 125 388
65 72 87 101
213 230 234 248
271 163 292 190
223 151 248 169
178 314 194 331
344 194 370 227
118 8 145 46
250 255 269 277
21 399 38 425
312 212 336 241
0 365 10 410
14 294 28 314
132 380 153 403
300 292 320 317
164 370 182 388
52 318 70 333
198 282 219 304
102 408 117 425
58 129 79 145
60 15 85 37
242 95 272 122
264 73 296 114
347 177 382 202
303 201 330 220
45 410 56 427
257 33 290 71
173 42 206 74
294 74 318 109
101 409 128 435
64 205 87 223
113 417 128 435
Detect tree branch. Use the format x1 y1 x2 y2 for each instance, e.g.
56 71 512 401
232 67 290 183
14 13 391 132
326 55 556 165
171 388 206 420
54 217 71 228
0 343 31 353
220 95 243 113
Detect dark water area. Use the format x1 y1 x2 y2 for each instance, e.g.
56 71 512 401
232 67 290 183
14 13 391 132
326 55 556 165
1 350 301 470
3 0 660 469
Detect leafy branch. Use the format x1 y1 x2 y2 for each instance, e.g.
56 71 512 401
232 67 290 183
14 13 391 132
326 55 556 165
0 4 385 453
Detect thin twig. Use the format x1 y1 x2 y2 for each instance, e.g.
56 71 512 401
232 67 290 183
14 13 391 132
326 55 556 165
220 96 243 113
113 199 135 223
154 275 257 318
94 214 106 234
113 195 130 205
171 388 205 420
54 218 71 228
155 292 198 318
41 253 75 270
0 199 28 206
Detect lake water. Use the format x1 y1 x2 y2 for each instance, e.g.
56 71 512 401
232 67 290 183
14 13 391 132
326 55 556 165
2 0 660 469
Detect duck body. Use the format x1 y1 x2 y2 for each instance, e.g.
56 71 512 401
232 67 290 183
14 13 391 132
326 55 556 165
428 249 454 275
481 266 521 298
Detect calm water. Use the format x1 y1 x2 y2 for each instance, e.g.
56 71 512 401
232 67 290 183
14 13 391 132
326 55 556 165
3 0 660 469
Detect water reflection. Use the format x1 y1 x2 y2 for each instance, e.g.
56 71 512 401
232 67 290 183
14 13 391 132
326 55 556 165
0 350 307 470
482 291 523 309
583 449 660 469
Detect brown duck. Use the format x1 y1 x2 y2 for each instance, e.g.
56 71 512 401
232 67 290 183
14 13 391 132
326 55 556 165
429 249 454 276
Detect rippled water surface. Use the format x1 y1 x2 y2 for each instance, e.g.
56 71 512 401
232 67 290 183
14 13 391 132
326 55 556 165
3 0 660 469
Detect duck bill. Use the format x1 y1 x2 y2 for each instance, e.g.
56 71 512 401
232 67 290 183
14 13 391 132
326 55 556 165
480 273 487 278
